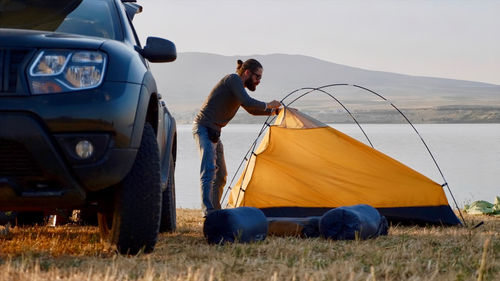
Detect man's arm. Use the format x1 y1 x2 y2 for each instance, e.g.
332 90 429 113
243 100 281 116
242 106 273 115
226 74 267 110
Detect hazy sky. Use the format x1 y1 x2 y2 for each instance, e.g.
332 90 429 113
134 0 500 85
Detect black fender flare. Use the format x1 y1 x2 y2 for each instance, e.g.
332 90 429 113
130 71 157 148
130 70 176 190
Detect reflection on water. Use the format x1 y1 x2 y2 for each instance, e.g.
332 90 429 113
177 123 500 209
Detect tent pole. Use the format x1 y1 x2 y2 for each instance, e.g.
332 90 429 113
283 87 374 148
347 84 467 226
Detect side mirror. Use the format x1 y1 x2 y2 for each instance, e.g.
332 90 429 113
141 37 177 63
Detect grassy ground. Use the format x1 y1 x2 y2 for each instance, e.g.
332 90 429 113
0 209 498 281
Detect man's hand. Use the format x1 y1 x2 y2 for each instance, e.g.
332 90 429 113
266 100 282 115
266 100 281 109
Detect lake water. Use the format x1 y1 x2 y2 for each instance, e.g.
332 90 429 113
176 123 500 210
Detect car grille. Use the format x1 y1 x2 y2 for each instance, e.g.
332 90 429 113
0 138 44 182
0 48 33 95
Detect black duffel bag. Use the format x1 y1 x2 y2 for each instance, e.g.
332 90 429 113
203 207 268 244
319 204 388 240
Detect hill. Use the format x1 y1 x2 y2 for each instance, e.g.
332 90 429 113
151 53 500 124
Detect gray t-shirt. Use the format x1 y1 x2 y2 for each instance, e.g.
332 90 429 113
194 73 271 131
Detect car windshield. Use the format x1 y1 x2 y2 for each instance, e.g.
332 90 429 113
0 0 121 40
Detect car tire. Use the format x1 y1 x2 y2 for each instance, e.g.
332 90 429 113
160 156 176 233
97 122 162 255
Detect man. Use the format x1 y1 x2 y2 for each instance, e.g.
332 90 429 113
193 58 281 216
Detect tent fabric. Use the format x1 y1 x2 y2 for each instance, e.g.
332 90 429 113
274 108 328 129
228 108 460 225
258 206 460 225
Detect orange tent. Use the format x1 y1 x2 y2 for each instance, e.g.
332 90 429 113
228 108 460 225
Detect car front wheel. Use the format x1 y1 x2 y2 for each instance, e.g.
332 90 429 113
98 122 162 255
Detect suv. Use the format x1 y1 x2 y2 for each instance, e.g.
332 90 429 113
0 0 177 254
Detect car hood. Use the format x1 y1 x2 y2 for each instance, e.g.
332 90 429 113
0 28 105 49
0 0 82 30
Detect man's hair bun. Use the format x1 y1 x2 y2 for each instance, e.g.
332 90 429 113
236 59 243 69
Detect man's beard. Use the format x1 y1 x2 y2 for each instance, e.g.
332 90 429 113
244 77 256 91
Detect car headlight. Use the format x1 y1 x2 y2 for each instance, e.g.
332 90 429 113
27 50 107 94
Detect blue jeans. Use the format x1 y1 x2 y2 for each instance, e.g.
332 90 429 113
192 123 227 215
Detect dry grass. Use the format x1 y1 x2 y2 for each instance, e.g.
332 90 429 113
0 209 498 281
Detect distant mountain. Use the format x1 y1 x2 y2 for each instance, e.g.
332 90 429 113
151 52 500 123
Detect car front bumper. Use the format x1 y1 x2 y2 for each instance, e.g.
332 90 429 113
0 82 143 210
